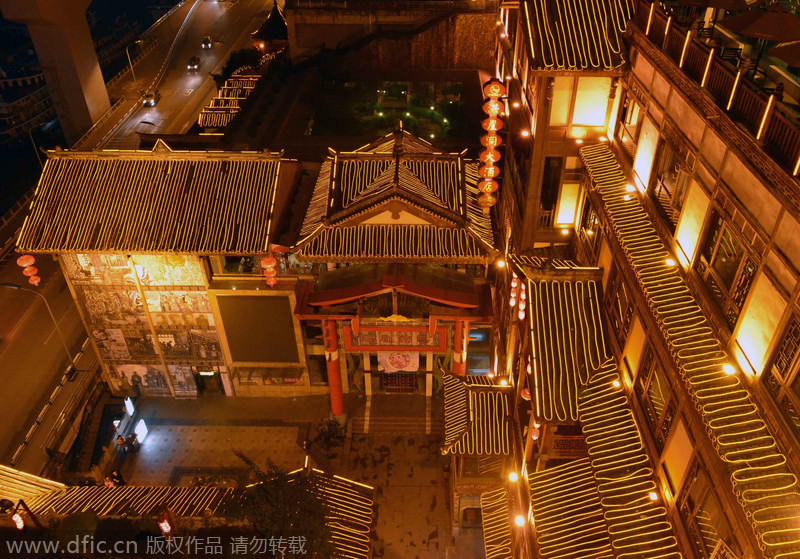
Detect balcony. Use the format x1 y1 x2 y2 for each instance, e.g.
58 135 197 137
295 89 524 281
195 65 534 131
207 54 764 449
633 0 800 178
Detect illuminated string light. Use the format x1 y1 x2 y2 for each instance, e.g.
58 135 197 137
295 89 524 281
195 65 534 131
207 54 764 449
514 515 526 526
580 143 800 557
508 472 519 482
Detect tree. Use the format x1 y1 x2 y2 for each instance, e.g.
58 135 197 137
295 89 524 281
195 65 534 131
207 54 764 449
223 452 333 559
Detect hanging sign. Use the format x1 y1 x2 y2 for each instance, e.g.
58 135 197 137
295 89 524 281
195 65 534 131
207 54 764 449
478 78 506 213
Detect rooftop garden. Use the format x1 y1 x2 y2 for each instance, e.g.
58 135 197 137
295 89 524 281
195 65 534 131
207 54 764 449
307 80 468 140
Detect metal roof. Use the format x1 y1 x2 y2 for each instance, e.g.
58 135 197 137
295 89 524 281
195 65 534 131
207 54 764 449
17 142 287 254
295 130 496 263
520 0 633 71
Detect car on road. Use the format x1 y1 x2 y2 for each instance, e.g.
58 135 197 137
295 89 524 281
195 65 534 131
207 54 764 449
201 36 213 49
142 90 161 107
187 56 200 71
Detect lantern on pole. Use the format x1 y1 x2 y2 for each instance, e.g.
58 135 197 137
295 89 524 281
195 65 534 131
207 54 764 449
260 254 278 288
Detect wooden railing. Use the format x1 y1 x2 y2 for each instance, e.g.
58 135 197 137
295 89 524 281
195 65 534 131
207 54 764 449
634 0 800 177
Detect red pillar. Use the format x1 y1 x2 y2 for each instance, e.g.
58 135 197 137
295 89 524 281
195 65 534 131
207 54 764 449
453 320 469 376
323 319 345 416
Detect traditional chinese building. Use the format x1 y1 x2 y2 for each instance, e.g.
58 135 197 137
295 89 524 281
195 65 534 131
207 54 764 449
491 0 800 556
291 129 499 413
17 142 312 399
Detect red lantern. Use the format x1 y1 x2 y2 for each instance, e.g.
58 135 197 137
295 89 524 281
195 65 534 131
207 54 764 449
260 256 277 269
481 133 502 148
479 180 499 194
263 268 278 278
28 276 41 286
482 78 507 98
479 165 499 179
265 277 278 287
521 387 531 401
482 99 503 116
479 148 501 165
16 255 35 268
477 192 497 210
481 117 504 132
22 266 38 277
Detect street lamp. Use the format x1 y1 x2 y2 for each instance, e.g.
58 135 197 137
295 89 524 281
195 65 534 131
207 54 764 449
27 121 47 168
0 283 73 365
126 40 144 90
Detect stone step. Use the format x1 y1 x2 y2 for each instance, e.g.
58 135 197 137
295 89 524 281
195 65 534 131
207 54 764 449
351 416 443 434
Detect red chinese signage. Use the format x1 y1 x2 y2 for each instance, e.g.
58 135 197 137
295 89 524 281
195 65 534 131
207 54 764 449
478 78 505 213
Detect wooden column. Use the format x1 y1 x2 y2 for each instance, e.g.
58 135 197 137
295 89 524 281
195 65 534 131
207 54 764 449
324 319 345 416
452 320 469 376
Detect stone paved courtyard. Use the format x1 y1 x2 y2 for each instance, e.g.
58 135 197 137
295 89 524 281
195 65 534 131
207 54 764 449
116 394 485 559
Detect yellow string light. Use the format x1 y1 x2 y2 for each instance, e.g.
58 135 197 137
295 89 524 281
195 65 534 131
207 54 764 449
580 143 800 558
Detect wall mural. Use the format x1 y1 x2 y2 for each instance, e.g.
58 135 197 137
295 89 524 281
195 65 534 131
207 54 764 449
63 253 225 398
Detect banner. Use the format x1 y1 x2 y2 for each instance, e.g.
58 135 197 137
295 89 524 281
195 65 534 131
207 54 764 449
378 351 420 373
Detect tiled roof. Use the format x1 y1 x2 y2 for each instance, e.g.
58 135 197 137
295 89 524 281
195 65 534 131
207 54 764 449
480 487 513 559
23 468 373 559
295 130 495 263
18 143 285 254
442 373 511 455
581 143 800 559
579 358 682 558
297 468 374 559
520 0 633 71
198 75 259 129
0 465 65 503
27 485 232 517
520 274 607 422
528 458 613 559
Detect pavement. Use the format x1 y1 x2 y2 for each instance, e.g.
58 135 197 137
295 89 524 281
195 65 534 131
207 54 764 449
117 393 486 559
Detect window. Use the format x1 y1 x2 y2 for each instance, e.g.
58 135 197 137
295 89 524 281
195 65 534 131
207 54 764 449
540 157 563 227
764 315 800 445
634 345 675 452
679 463 734 558
696 212 757 327
579 199 601 258
606 264 635 348
649 139 690 231
209 256 261 277
617 91 643 156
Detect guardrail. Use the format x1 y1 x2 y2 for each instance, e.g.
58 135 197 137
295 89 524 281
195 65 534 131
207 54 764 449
70 98 126 151
634 0 800 176
9 338 92 467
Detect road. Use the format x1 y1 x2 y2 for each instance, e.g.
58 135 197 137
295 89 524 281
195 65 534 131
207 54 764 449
0 251 86 465
101 0 272 149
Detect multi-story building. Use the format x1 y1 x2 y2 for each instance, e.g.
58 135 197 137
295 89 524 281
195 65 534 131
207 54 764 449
15 0 800 556
492 0 800 557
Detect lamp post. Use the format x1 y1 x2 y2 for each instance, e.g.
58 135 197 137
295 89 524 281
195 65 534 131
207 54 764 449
0 283 73 364
126 40 144 90
27 121 47 168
